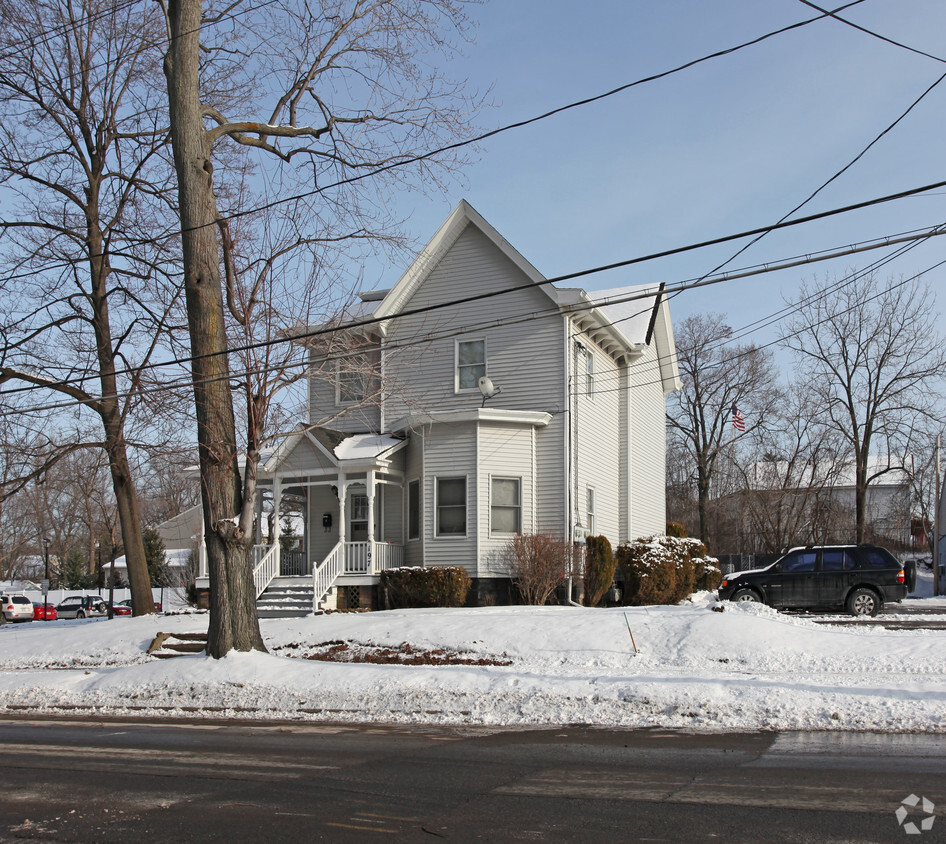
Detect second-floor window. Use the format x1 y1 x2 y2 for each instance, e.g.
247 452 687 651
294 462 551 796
586 487 595 536
335 354 369 405
585 352 595 397
456 339 486 391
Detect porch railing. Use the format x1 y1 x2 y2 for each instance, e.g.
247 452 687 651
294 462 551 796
313 541 344 611
280 550 307 577
342 541 403 574
372 541 403 572
252 543 280 598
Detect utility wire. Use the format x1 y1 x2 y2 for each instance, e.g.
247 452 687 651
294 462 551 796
4 220 944 417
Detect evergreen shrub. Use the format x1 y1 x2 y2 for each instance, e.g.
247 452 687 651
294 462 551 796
616 535 720 606
583 534 615 607
379 565 471 609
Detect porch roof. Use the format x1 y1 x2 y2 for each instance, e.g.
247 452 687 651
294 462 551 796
263 424 407 475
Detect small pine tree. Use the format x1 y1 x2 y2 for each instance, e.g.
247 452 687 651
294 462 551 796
60 548 91 589
143 526 169 587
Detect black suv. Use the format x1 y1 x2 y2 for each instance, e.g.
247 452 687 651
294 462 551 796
717 545 907 617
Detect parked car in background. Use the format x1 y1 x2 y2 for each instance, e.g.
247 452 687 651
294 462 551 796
32 602 58 620
55 595 108 619
117 599 161 613
717 544 908 617
106 601 132 616
1 593 34 623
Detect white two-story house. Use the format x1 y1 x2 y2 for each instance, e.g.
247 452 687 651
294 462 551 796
194 200 681 611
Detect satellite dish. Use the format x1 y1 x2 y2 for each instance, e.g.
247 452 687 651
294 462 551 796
478 375 502 406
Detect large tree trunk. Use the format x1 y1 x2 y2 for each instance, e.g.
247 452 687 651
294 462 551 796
88 216 154 616
164 0 264 656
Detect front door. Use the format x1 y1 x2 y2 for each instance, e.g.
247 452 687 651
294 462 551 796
349 493 369 542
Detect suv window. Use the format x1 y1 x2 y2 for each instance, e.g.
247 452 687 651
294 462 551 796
860 547 897 568
780 551 817 572
10 596 30 605
822 549 855 571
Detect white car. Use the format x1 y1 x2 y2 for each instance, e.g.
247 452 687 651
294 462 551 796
1 593 34 623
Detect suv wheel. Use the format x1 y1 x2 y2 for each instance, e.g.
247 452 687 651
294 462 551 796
76 610 85 619
847 588 880 618
731 588 761 604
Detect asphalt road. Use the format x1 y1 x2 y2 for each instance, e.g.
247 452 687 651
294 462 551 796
0 718 943 842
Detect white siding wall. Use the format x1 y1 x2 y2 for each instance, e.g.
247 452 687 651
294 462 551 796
571 333 622 545
477 423 536 577
628 342 668 538
423 421 478 573
382 224 566 540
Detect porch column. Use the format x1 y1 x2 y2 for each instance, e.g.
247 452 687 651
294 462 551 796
367 470 376 574
254 486 263 545
337 472 347 544
272 477 282 574
198 515 207 577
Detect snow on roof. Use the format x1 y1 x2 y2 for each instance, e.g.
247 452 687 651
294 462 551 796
333 433 404 462
592 284 663 345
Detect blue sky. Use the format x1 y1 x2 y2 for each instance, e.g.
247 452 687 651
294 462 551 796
374 0 946 343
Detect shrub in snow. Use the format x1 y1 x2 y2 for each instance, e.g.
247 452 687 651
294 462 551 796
583 535 616 607
501 533 574 605
665 521 687 538
379 566 471 609
616 535 720 606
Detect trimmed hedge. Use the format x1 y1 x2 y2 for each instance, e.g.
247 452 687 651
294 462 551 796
379 566 471 609
616 535 720 606
584 535 616 607
665 521 687 538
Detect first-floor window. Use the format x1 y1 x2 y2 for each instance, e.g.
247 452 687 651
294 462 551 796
586 487 595 536
408 480 420 540
436 476 467 536
491 477 521 534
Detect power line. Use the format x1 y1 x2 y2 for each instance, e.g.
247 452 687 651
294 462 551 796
0 0 869 289
3 177 945 403
4 219 944 417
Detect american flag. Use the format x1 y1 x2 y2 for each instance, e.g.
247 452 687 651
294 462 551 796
731 405 745 432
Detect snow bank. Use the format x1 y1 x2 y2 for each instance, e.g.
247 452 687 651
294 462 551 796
1 598 944 733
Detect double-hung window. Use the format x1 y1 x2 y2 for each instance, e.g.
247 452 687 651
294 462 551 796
336 354 369 405
436 477 467 536
456 339 486 391
491 477 521 534
586 487 595 536
585 352 595 397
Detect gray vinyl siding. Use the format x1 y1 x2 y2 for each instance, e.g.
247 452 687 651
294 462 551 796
403 434 425 566
308 348 382 434
628 342 667 538
477 423 535 577
277 435 335 475
382 484 403 544
572 334 622 544
308 484 341 569
383 225 565 423
381 223 566 542
423 421 477 573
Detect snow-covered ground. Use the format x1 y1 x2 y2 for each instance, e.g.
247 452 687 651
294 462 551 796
2 575 945 733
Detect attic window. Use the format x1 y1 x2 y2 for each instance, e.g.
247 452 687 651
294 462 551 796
456 339 486 391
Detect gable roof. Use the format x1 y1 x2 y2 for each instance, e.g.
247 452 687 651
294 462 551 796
372 199 556 325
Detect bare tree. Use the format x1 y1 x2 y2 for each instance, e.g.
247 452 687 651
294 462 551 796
0 0 180 613
666 313 780 550
161 0 484 656
781 274 946 543
502 533 572 606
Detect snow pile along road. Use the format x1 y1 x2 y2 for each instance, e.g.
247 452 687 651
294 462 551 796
1 593 945 732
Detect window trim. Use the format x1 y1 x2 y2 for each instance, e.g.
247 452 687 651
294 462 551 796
490 475 522 536
334 357 368 406
586 486 595 537
407 479 421 542
455 337 487 394
435 475 468 538
585 350 595 398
